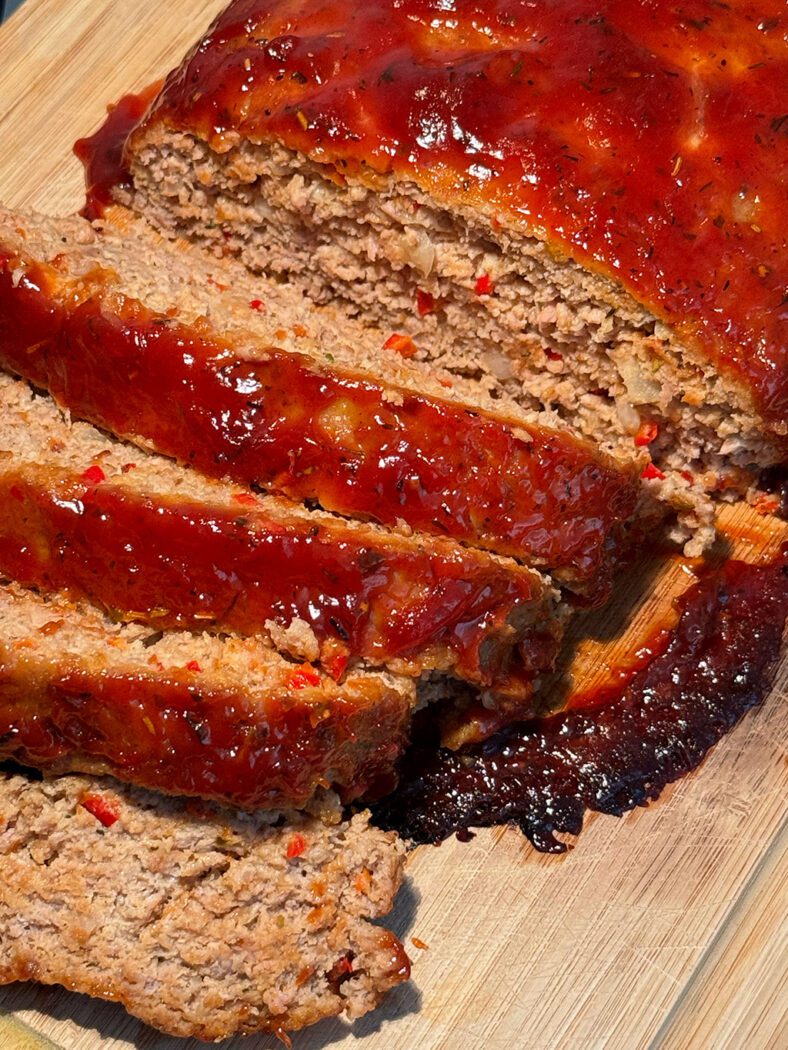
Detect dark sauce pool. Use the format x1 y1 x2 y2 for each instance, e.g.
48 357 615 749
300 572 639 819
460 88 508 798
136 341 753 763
376 548 788 853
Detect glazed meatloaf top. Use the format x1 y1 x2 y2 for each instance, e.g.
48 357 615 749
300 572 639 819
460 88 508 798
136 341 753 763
0 204 641 603
0 580 414 808
0 372 562 701
131 0 787 430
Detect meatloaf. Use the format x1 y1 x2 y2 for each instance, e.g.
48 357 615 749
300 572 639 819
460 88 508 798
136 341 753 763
0 579 415 808
0 204 646 605
0 372 561 701
119 0 786 512
0 769 409 1040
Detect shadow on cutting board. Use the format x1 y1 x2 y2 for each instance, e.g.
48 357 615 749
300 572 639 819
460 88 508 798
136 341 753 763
0 879 422 1049
1 977 422 1050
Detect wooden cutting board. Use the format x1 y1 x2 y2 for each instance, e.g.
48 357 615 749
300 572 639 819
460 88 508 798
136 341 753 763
0 2 785 1047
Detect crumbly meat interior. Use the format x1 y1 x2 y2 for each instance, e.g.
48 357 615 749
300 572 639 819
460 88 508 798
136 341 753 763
0 769 409 1040
0 573 409 703
125 131 784 548
0 201 595 447
0 202 645 598
0 371 559 692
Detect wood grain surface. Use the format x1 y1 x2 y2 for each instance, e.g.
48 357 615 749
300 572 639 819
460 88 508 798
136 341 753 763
0 2 786 1047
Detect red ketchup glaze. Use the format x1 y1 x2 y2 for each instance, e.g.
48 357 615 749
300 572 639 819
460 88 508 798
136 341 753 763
565 625 675 712
0 668 411 809
142 0 787 426
0 252 638 603
375 547 788 851
0 470 558 696
74 83 162 221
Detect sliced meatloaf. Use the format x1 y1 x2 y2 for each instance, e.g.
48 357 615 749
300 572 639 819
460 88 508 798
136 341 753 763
0 204 646 606
0 373 562 701
0 580 415 808
118 0 786 512
0 769 409 1040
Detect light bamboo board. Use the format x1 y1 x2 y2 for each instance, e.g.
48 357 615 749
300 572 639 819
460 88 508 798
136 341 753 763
0 2 786 1047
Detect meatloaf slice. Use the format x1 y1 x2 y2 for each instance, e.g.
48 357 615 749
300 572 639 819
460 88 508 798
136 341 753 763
0 373 561 701
0 204 642 606
118 0 785 517
0 580 415 808
0 769 409 1040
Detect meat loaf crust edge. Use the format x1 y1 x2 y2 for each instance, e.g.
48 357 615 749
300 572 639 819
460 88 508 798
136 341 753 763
122 0 786 503
0 770 410 1040
0 581 415 809
0 205 642 605
0 372 563 701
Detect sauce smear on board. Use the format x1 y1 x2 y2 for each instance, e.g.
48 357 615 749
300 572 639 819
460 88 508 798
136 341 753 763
375 549 788 852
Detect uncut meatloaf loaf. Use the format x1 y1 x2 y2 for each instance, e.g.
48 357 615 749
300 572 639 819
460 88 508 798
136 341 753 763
119 0 786 513
0 372 562 702
0 769 409 1040
0 204 644 606
0 579 415 808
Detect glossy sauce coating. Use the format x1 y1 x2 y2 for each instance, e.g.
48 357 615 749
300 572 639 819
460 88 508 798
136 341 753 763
75 84 162 221
144 0 787 426
0 248 638 603
376 547 788 851
0 468 558 695
0 667 410 809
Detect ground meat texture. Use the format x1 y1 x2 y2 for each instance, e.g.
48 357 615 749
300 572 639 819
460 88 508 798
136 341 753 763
0 769 409 1040
119 0 785 548
0 205 643 605
0 372 563 702
0 580 415 809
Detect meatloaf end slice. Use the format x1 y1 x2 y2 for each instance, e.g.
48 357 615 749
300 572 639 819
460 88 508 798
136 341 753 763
120 0 784 534
0 372 562 702
0 769 409 1040
0 580 415 808
0 203 643 605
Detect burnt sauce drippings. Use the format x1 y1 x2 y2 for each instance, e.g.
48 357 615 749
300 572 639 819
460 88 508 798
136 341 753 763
375 549 788 853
